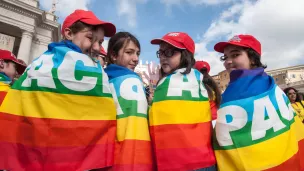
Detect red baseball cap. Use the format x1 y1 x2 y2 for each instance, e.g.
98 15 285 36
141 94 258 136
100 46 107 56
62 9 116 37
151 32 195 54
214 35 261 55
194 60 210 73
0 49 27 74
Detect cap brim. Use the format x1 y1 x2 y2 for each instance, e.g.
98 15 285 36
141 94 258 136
151 38 186 50
81 18 116 37
214 41 250 53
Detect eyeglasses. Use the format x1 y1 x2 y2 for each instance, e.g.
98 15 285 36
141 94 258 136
220 54 240 61
156 49 180 58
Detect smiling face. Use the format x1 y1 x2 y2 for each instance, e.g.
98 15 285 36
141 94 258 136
158 42 181 74
64 26 94 53
287 89 297 103
112 40 140 71
223 45 252 73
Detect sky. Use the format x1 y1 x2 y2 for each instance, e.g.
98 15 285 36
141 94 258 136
40 0 304 75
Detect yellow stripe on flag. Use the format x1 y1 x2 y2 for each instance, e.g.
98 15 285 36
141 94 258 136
149 100 211 126
0 89 116 120
215 121 299 171
117 116 150 141
0 82 10 91
294 116 304 142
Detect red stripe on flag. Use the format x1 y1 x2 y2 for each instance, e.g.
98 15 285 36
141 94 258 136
0 141 114 171
0 112 116 146
0 91 7 106
113 139 154 171
150 122 215 171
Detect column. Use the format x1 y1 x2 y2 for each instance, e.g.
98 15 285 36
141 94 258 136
17 31 33 64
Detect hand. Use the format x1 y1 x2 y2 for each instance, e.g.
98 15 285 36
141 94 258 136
143 62 160 87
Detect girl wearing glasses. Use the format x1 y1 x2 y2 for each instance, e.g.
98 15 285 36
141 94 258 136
213 35 304 170
284 87 304 123
149 32 216 171
104 32 153 171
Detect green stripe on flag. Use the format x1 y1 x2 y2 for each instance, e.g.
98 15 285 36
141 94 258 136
116 96 147 119
12 68 112 97
153 77 209 102
213 108 296 150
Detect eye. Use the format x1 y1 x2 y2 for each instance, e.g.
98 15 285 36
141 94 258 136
137 52 140 56
231 54 239 58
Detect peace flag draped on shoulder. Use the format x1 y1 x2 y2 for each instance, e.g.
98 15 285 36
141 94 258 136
0 73 11 106
105 64 153 171
0 41 117 171
149 68 216 171
214 68 304 171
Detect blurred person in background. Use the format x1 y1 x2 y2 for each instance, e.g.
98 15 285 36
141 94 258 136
0 49 26 105
284 87 304 123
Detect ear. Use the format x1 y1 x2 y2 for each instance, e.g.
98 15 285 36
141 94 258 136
63 28 73 40
111 52 117 62
0 59 5 69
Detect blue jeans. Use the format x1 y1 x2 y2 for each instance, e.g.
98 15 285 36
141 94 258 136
192 165 217 171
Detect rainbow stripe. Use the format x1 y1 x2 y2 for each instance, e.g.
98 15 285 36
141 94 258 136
149 68 216 171
105 64 153 171
0 82 9 106
0 42 117 171
214 68 304 171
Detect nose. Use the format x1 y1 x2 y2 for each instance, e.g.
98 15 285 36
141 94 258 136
133 54 139 62
91 42 101 54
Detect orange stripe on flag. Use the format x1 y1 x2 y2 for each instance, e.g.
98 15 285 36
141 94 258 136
150 122 215 171
150 122 212 149
0 112 116 147
113 139 154 171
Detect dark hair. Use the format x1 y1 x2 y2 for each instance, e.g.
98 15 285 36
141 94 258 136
159 49 195 80
283 87 301 102
245 48 267 69
69 21 93 34
106 32 140 65
220 48 267 69
63 21 96 40
199 68 222 107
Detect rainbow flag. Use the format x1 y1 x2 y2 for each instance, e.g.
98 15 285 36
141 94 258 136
0 41 117 171
105 64 153 171
214 68 304 171
149 68 216 171
0 73 11 106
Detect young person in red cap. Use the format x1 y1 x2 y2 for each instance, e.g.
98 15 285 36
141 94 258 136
194 60 221 125
0 49 26 83
213 35 304 171
0 49 26 105
149 32 216 171
0 10 118 171
104 32 154 171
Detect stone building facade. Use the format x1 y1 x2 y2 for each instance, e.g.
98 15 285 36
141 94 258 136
212 65 304 93
0 0 60 64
